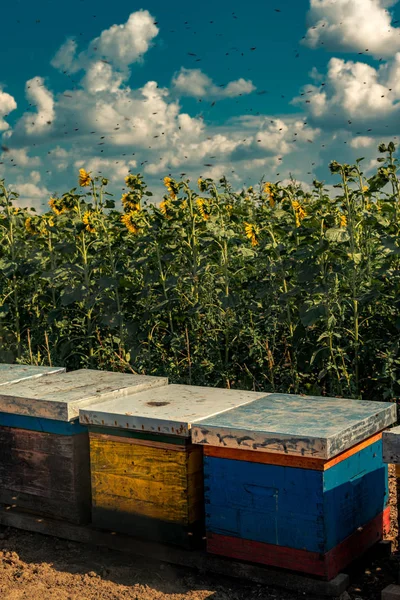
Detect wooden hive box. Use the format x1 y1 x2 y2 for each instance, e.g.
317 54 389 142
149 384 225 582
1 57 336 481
191 393 396 580
79 385 270 548
0 369 168 524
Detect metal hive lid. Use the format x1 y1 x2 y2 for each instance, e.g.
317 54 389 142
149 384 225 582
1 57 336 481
191 393 397 459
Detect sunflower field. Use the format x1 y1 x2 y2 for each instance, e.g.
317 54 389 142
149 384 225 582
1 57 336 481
0 142 400 401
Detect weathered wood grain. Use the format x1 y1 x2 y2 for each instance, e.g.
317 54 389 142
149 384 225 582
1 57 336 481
80 384 269 437
207 507 390 580
0 426 91 523
0 370 168 421
383 426 400 464
192 393 396 459
0 364 65 386
90 434 203 526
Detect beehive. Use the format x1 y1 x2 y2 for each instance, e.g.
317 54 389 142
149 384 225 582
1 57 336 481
0 369 167 524
191 393 396 580
79 384 270 547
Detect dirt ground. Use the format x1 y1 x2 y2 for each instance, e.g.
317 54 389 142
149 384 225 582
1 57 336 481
0 467 399 600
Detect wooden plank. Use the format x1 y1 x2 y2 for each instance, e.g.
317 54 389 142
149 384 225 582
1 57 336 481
0 364 65 386
90 436 191 524
88 426 189 445
206 507 390 580
383 426 400 464
0 411 87 435
0 427 91 523
0 370 168 421
192 393 396 459
89 431 188 450
80 384 269 437
0 505 350 596
203 433 383 471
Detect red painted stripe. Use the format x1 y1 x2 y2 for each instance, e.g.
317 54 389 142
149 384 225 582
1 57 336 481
207 507 390 580
204 432 383 471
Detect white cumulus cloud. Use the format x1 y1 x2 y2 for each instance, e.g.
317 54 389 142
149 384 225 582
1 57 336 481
303 0 400 57
292 54 400 133
51 10 159 78
0 89 17 132
172 68 256 98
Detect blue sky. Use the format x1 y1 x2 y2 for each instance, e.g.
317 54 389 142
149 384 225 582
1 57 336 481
1 0 400 209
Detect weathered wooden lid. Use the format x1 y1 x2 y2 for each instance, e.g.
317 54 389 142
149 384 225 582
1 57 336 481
382 425 400 464
0 369 168 422
79 384 270 437
191 393 396 459
0 364 65 386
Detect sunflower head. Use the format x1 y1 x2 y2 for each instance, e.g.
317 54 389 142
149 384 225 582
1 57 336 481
198 178 208 193
79 168 92 187
196 197 211 221
163 176 179 199
264 182 275 207
159 198 173 218
48 197 65 216
244 222 258 247
121 192 141 213
82 210 96 233
121 212 140 234
291 199 306 227
125 174 143 189
24 217 38 235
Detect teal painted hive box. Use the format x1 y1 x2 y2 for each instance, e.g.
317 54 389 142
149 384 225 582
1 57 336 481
191 393 396 580
0 368 168 524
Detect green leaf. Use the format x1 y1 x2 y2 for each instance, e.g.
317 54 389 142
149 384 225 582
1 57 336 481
325 228 350 243
300 304 327 327
60 285 87 306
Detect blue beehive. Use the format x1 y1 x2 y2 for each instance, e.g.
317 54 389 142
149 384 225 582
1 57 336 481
191 393 396 580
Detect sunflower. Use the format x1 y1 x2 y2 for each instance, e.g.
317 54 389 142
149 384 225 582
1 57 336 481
48 197 66 216
163 176 179 199
82 211 96 233
198 178 208 192
159 198 173 219
244 222 258 247
121 193 140 213
24 217 38 235
340 214 347 228
196 198 211 221
291 200 306 227
78 168 92 187
264 182 275 208
121 212 140 234
125 174 143 189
